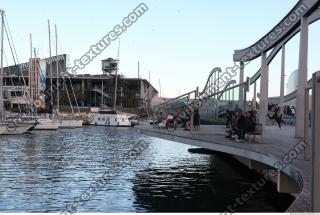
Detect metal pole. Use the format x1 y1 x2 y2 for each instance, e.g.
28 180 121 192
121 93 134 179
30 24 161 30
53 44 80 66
101 80 104 107
304 88 310 161
280 44 286 114
296 16 309 138
259 52 268 126
55 24 59 113
48 20 53 111
113 68 118 111
311 71 320 211
239 61 244 109
29 34 33 111
158 78 161 98
0 10 4 121
138 61 140 79
253 81 257 110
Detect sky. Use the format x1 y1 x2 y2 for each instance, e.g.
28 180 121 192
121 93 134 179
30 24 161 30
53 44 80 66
1 0 320 98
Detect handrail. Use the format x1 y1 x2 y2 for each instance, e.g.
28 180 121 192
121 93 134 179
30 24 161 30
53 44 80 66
234 0 320 62
192 81 247 106
217 80 237 100
250 9 320 84
198 67 222 97
153 90 196 109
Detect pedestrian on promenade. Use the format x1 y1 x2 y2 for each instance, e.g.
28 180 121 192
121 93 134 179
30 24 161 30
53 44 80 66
193 105 200 131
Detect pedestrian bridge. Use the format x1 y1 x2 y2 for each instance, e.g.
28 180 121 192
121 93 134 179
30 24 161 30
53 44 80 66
139 1 320 212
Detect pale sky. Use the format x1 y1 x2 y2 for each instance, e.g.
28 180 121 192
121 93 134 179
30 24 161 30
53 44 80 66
1 0 320 98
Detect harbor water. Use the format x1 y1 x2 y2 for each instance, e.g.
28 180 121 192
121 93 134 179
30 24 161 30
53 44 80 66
0 126 294 212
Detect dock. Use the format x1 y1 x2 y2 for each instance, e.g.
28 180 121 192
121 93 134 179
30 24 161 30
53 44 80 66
137 124 312 212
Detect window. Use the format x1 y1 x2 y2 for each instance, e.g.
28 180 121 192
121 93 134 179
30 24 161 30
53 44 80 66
98 118 101 121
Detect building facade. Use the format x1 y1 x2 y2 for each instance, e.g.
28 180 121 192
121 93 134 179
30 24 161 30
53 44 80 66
2 54 158 114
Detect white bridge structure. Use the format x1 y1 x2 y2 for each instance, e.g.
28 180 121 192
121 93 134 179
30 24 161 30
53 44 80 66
142 0 320 212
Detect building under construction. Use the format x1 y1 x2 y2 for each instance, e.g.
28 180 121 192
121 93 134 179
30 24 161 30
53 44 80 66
2 54 158 114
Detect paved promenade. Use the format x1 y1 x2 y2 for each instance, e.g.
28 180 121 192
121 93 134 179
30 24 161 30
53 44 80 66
136 124 312 212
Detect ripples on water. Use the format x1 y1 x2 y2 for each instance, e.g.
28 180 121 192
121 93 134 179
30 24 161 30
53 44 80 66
0 126 294 212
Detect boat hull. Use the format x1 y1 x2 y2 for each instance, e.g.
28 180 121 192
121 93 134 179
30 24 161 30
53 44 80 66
0 123 36 135
59 120 83 129
34 120 60 130
0 125 6 135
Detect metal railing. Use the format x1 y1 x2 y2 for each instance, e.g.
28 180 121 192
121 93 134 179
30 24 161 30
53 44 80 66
311 70 320 211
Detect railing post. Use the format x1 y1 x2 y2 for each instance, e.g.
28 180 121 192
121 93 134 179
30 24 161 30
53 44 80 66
304 88 310 161
239 61 244 110
259 52 268 126
253 81 257 110
296 16 309 138
280 44 286 114
311 71 320 212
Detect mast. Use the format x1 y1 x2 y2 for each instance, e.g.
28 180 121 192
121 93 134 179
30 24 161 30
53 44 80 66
138 61 140 79
113 38 120 111
29 33 33 111
0 10 4 121
48 20 53 113
158 78 162 98
55 24 59 113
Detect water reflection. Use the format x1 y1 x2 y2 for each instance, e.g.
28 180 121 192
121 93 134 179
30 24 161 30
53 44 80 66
132 153 294 212
0 127 294 212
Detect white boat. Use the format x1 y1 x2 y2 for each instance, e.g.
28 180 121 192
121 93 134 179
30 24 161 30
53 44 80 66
58 119 83 129
0 125 6 135
90 110 132 127
0 122 36 135
34 118 60 130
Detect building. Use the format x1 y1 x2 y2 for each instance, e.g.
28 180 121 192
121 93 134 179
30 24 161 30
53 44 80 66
2 54 158 114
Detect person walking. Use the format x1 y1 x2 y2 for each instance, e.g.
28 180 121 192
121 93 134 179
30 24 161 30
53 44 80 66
193 105 200 131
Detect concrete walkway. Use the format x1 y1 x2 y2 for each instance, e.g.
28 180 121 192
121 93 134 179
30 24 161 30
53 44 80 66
136 124 312 212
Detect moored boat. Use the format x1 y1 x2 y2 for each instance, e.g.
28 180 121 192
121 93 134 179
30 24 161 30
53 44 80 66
90 110 132 127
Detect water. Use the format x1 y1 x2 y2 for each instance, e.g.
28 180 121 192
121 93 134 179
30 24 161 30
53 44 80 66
0 126 294 212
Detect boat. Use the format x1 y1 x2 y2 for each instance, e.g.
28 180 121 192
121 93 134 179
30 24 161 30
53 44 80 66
0 125 6 134
90 110 132 127
0 121 36 135
0 10 36 135
48 22 83 129
58 119 83 128
34 118 59 130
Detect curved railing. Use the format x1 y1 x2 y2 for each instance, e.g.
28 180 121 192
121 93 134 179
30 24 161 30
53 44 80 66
250 8 320 84
198 67 222 98
233 0 320 62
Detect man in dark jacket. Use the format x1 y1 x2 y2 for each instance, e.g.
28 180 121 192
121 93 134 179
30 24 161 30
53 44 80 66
235 111 246 142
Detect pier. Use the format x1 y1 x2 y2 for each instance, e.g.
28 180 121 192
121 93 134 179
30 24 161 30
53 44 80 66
138 0 320 212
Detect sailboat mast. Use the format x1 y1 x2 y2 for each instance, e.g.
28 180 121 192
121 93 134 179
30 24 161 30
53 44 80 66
48 20 53 112
113 38 120 111
55 24 59 113
0 10 4 121
29 33 33 109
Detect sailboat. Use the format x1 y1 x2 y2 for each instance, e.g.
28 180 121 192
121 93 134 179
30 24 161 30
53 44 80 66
0 10 36 135
50 23 83 128
43 20 83 129
24 34 59 131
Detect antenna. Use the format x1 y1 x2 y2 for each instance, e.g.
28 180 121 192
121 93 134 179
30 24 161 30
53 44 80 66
158 78 162 98
138 61 140 79
117 38 120 60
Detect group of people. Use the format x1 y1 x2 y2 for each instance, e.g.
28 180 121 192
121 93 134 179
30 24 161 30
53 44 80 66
225 106 256 142
156 103 201 131
284 105 296 116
